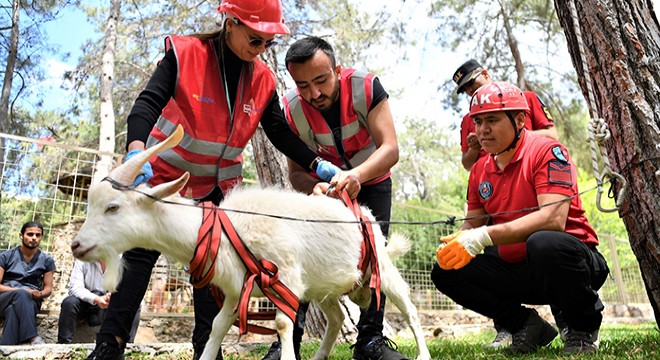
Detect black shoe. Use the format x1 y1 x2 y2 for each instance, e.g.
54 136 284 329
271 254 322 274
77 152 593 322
504 310 558 354
261 341 301 360
86 341 125 360
563 329 599 354
262 341 282 360
485 328 512 349
351 336 410 360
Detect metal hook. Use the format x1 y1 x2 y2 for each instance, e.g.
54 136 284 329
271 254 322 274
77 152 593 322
596 172 627 213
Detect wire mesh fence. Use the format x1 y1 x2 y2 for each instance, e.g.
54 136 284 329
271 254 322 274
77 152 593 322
0 133 650 315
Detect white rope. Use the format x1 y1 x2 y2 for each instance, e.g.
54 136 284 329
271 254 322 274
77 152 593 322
568 0 627 213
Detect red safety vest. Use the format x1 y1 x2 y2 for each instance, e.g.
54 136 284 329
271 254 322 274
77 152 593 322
146 35 276 198
283 68 390 184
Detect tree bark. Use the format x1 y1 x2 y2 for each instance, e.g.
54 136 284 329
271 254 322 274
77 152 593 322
0 0 20 178
94 0 121 183
251 127 291 189
554 0 660 326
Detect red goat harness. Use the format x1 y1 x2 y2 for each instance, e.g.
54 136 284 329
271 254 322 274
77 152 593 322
189 203 299 335
339 190 381 309
188 190 381 335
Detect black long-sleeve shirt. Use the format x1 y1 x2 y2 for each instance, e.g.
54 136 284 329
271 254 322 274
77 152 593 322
126 38 317 170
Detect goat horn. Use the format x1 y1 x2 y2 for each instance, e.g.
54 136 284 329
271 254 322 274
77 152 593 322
109 125 185 186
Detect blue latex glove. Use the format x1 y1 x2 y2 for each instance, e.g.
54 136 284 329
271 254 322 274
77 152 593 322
125 149 153 186
315 160 341 182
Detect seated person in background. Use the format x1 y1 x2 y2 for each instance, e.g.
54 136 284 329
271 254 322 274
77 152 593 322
58 259 140 344
0 221 56 345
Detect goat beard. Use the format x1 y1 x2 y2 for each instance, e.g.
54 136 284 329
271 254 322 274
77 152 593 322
101 253 124 293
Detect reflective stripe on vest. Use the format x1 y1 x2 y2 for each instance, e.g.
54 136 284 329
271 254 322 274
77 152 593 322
146 35 275 198
284 69 376 169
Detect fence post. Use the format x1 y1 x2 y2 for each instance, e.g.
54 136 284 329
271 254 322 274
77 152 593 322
606 234 628 304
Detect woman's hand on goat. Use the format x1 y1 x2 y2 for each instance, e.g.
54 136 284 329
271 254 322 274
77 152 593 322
125 149 153 186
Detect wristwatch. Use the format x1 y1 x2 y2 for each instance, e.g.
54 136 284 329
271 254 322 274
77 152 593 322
310 156 324 171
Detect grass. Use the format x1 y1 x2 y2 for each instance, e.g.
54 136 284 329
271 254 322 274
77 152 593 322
100 322 660 359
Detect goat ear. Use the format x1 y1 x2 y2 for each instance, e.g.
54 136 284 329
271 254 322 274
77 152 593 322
143 172 190 204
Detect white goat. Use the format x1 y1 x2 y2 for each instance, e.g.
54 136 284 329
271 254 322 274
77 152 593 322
72 126 431 360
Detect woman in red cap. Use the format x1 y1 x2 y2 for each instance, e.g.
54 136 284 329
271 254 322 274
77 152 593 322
86 1 339 359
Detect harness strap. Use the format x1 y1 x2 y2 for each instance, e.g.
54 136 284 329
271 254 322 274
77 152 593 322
190 204 222 287
339 190 381 309
215 209 300 335
190 203 300 335
209 285 278 335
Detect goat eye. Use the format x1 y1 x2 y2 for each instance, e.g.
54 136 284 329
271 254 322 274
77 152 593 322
105 204 119 213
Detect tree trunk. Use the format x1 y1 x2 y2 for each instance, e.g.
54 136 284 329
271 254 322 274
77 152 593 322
251 127 291 189
94 0 121 183
499 0 527 89
554 0 660 326
0 0 20 179
252 48 290 189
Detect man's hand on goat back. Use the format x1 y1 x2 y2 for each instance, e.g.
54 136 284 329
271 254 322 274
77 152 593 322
331 171 361 199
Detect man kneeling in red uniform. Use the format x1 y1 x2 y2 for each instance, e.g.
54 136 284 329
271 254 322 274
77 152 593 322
432 81 609 355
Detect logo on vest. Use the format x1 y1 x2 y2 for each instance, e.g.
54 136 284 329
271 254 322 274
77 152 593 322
193 94 216 104
243 99 255 115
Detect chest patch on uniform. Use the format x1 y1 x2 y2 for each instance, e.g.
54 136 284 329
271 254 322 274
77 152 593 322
552 146 568 163
478 181 493 201
548 160 573 186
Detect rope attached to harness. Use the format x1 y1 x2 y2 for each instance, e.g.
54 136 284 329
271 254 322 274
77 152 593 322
189 203 300 335
338 189 381 309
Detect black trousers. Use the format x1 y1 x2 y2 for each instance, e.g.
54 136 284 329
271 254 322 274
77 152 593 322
95 248 219 350
58 293 140 344
294 178 393 343
431 230 609 333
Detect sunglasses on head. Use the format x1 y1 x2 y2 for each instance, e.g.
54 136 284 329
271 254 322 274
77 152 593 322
233 19 277 49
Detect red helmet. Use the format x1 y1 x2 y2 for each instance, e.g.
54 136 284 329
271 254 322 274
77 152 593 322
218 0 290 35
469 81 529 117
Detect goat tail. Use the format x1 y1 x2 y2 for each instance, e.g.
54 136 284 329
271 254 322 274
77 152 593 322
385 232 412 259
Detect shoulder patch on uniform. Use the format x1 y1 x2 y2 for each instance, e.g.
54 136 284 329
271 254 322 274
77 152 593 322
548 160 572 186
478 181 493 201
551 146 568 163
535 95 554 121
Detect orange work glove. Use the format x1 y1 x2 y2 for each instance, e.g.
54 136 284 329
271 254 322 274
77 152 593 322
436 226 492 270
435 231 461 254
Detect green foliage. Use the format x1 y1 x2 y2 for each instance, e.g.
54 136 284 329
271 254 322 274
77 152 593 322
392 201 457 271
428 0 591 172
80 323 658 359
393 116 467 209
0 0 81 133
